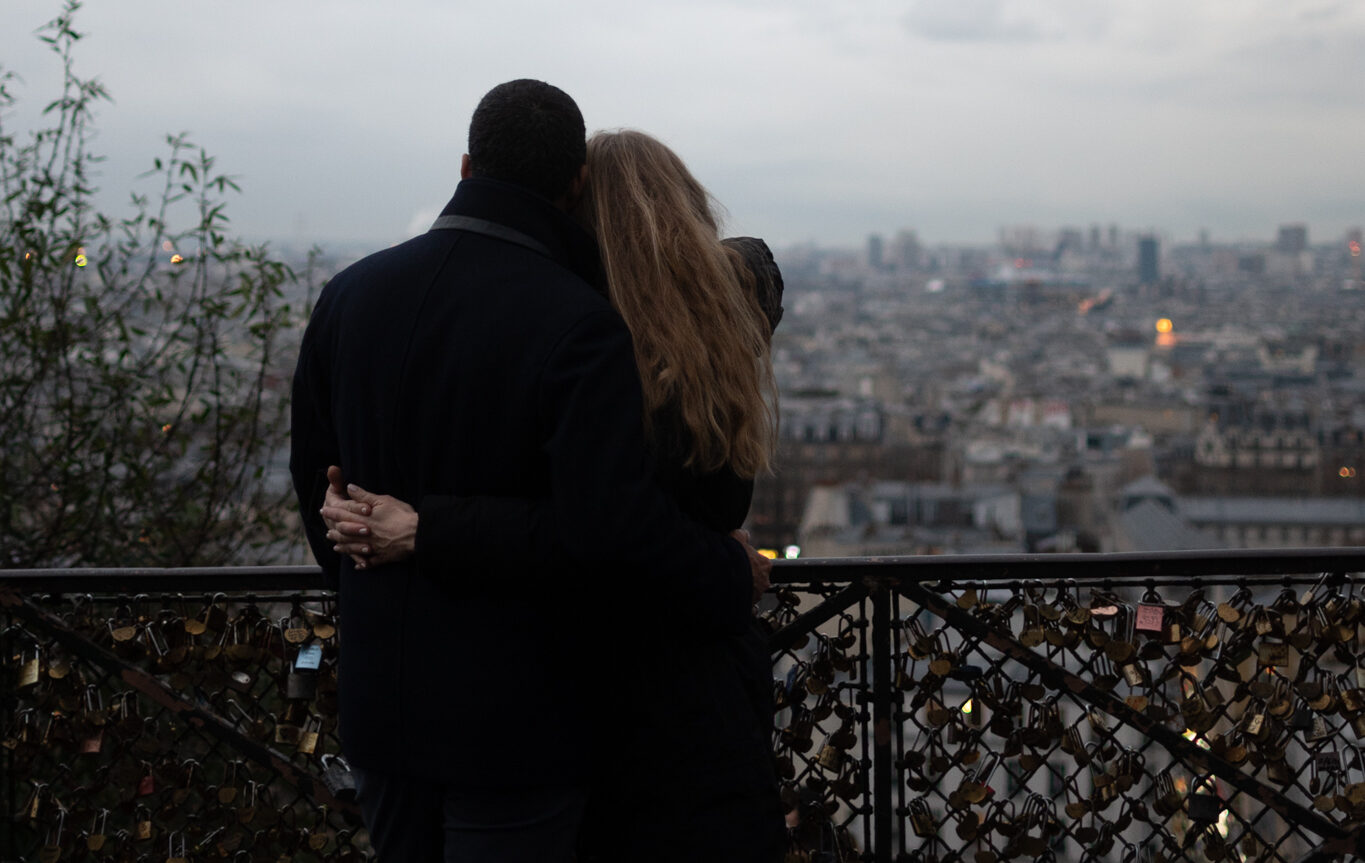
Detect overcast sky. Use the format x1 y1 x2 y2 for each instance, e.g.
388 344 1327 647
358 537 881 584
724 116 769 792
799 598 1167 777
4 1 1363 250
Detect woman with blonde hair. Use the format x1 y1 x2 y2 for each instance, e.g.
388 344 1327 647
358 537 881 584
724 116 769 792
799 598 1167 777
325 129 786 861
581 129 779 484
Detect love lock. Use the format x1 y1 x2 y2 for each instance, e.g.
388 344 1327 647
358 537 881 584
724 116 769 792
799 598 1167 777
321 753 357 802
1187 775 1221 822
908 797 935 838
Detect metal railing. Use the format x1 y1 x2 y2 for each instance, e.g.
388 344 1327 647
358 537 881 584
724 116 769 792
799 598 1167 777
6 548 1365 862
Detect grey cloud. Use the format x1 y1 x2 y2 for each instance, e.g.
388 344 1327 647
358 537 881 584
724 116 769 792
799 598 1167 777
1299 3 1344 22
902 0 1049 43
1208 29 1365 107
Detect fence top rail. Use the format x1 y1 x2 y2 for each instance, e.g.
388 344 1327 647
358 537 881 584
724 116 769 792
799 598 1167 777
0 565 327 594
2 548 1364 593
774 546 1365 584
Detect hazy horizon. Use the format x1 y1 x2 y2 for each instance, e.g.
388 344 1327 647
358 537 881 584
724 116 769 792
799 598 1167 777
4 1 1362 249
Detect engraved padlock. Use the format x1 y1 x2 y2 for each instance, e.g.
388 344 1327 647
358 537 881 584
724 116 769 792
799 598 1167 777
274 711 303 747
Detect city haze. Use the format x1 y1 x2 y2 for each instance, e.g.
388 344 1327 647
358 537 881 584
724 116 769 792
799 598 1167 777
2 0 1363 249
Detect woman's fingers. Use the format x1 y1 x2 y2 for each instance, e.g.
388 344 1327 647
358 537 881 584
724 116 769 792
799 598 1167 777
346 483 383 505
321 509 372 533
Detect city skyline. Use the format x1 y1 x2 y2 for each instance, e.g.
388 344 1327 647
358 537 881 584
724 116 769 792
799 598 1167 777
4 0 1363 249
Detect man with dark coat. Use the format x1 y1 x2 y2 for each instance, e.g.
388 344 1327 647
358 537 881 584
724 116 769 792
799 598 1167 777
289 80 767 862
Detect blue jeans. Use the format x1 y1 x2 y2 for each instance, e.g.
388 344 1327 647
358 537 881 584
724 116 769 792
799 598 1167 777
353 766 587 863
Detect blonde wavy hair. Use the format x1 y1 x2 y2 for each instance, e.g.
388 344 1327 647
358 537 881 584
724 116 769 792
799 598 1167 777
578 130 776 478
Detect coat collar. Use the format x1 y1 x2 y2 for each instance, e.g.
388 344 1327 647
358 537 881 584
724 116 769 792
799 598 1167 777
439 177 605 290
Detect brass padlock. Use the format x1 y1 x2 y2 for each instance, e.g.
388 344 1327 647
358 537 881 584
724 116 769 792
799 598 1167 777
297 714 322 756
237 779 260 825
37 809 64 863
109 602 140 646
275 713 303 747
17 645 42 689
283 606 312 644
1119 658 1146 688
817 739 843 771
1180 680 1212 728
134 804 155 841
909 797 936 837
166 831 189 863
1018 604 1045 648
894 655 916 691
86 808 109 851
1152 772 1180 817
1216 587 1251 626
1258 639 1289 668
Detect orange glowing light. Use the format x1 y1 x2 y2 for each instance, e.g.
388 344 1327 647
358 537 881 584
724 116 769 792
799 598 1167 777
1351 241 1361 257
1155 318 1173 334
758 548 778 560
162 241 174 252
74 254 87 268
1343 467 1358 478
162 423 173 433
170 254 184 265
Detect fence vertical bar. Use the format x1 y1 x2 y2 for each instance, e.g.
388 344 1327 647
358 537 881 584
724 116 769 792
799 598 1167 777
3 607 14 863
870 579 894 863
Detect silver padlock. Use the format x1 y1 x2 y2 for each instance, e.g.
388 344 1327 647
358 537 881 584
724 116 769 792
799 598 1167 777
321 754 357 802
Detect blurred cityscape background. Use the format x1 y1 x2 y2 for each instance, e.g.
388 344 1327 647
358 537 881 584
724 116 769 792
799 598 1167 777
746 222 1365 558
277 222 1365 562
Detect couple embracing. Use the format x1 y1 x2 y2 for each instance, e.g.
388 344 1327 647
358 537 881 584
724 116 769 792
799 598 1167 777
291 80 786 862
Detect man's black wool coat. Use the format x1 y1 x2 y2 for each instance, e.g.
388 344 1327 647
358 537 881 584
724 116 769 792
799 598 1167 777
290 177 752 787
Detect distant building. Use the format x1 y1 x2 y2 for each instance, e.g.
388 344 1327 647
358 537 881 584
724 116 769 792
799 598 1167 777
1238 254 1266 275
1276 224 1308 255
797 480 1024 558
1183 496 1365 548
1185 403 1322 496
866 234 884 271
748 397 945 550
1105 332 1150 381
1138 235 1160 285
891 230 921 271
1112 476 1365 551
1112 477 1220 552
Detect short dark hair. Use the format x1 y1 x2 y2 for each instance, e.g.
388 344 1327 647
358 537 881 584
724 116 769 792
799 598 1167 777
467 80 586 201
